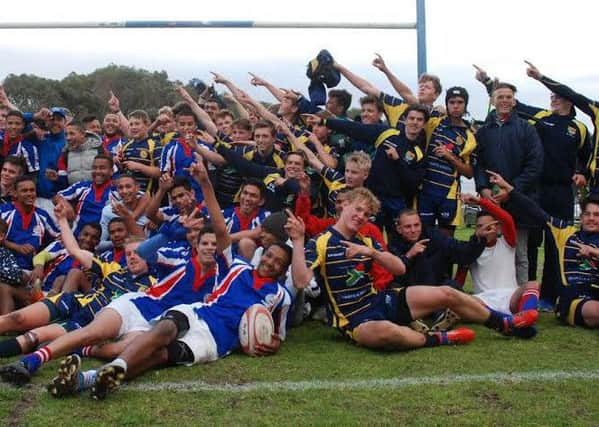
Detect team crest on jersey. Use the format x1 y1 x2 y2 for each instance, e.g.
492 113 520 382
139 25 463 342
455 135 464 146
139 149 148 159
567 126 577 137
579 258 597 271
346 263 366 287
404 150 415 162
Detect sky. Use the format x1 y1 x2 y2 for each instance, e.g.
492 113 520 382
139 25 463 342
0 0 597 125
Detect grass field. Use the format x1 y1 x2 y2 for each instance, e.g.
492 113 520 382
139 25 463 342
2 229 598 426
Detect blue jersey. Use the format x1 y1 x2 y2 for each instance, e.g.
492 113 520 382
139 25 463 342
58 180 114 236
0 203 59 269
160 138 209 202
159 203 209 225
193 256 291 357
0 131 40 174
130 245 229 322
223 207 270 234
99 247 127 268
34 240 84 291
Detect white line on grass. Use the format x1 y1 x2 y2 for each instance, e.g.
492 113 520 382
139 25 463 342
127 369 599 393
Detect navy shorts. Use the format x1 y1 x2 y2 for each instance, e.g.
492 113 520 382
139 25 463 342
417 192 458 227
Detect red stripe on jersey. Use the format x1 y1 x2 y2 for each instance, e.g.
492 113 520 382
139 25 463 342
206 265 248 303
191 256 216 292
145 268 186 298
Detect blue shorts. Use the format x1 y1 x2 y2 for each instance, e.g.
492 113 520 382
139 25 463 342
42 292 106 331
343 288 413 341
417 192 459 227
556 286 599 327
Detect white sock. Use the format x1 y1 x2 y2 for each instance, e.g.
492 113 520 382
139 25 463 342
109 358 128 372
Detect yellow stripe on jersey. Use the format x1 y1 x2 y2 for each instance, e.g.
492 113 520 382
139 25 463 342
547 223 577 285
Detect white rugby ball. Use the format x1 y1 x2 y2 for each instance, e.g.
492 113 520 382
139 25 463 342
239 304 274 356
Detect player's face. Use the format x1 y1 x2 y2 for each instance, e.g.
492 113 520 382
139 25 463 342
396 213 423 244
417 80 439 105
78 225 101 251
129 118 149 140
157 114 176 134
475 214 500 243
325 97 343 116
446 98 466 119
216 116 233 136
176 115 197 139
204 102 220 120
493 88 517 116
550 93 573 115
66 126 85 148
254 127 275 154
360 103 381 124
404 110 426 136
6 115 24 139
0 108 8 129
108 222 128 249
85 119 102 135
103 114 120 136
278 97 297 116
170 186 195 214
581 202 599 233
91 158 112 185
257 244 290 279
125 242 148 275
196 232 217 265
1 162 22 187
231 126 252 142
117 176 138 205
312 123 331 142
15 180 36 207
284 154 304 179
239 184 263 213
49 114 66 134
341 199 372 233
344 162 368 188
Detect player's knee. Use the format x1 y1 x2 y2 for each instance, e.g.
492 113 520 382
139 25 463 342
153 319 179 344
8 310 26 325
523 281 540 291
437 286 458 306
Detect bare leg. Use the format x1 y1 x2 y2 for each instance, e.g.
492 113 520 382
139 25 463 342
47 276 66 297
406 286 492 323
581 300 599 328
15 324 68 354
62 269 92 293
353 320 426 350
119 319 178 370
0 300 52 333
89 332 145 360
0 284 31 315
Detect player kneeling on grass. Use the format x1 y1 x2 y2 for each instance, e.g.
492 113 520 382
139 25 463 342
47 158 296 400
288 187 538 351
460 189 539 338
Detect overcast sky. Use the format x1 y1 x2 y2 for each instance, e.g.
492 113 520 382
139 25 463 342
0 0 597 125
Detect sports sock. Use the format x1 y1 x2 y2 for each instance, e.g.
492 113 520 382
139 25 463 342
424 332 447 347
21 346 52 374
78 369 97 392
73 346 94 358
518 288 540 312
0 338 22 357
484 309 512 333
108 358 128 373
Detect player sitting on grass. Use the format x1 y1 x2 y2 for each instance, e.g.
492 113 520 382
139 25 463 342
45 156 297 400
486 170 599 329
288 187 538 352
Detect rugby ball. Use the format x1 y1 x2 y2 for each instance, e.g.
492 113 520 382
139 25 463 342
239 304 274 356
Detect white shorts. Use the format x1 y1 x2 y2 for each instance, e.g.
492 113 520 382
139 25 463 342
473 288 516 314
167 304 219 365
105 292 153 338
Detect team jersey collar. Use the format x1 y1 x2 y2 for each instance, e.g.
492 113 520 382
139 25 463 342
2 132 23 157
191 255 216 291
252 269 275 290
14 201 35 229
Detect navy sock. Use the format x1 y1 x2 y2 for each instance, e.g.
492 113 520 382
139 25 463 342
0 338 22 358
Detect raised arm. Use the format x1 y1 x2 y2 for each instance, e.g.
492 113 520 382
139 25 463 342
249 72 286 102
188 154 231 252
372 53 418 104
175 86 218 136
145 173 172 224
0 85 18 111
54 202 93 269
108 91 130 138
333 61 381 98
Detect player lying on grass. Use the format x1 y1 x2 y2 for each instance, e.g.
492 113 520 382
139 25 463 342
288 187 538 351
486 169 599 328
0 208 153 362
44 157 294 400
0 156 226 386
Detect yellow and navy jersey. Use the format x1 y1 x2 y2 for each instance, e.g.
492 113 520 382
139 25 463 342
539 76 599 186
421 117 477 199
380 92 442 129
305 227 381 331
119 137 162 194
320 166 347 216
242 148 286 169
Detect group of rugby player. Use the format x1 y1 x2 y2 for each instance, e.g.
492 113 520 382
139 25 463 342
0 52 597 400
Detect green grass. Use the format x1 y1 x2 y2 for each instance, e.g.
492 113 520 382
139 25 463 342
1 228 597 425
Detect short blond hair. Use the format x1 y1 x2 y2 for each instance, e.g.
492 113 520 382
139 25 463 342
344 187 381 216
345 151 372 172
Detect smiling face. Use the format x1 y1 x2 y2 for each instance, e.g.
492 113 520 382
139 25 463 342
91 158 112 186
108 220 128 249
239 183 264 214
5 115 24 139
125 241 148 275
256 244 290 279
103 114 120 136
284 153 304 179
78 224 101 251
360 102 382 124
581 201 599 233
129 117 149 140
176 114 197 139
196 231 217 265
1 161 23 188
493 87 517 116
396 213 422 244
339 198 372 234
15 179 36 208
170 185 196 215
116 175 139 205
